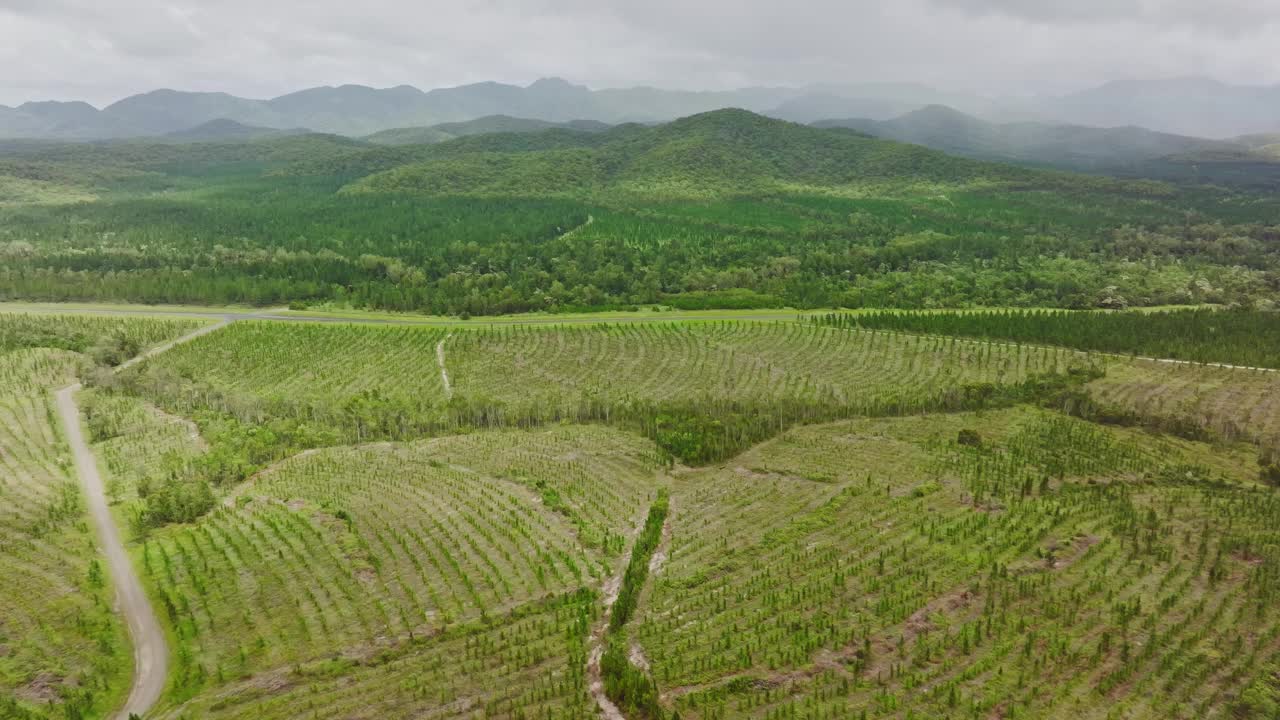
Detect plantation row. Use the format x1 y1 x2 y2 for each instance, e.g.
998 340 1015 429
630 409 1278 719
815 308 1280 369
1085 359 1280 461
155 589 600 720
0 313 216 720
115 319 1098 485
0 311 206 365
0 352 131 720
117 426 665 711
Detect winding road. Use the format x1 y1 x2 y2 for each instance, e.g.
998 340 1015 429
54 321 229 720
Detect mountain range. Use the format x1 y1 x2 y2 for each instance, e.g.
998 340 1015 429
3 76 1279 142
814 105 1280 187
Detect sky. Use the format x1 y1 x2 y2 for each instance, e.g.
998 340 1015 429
1 0 1278 107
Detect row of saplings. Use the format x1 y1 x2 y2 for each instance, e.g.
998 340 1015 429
603 490 671 718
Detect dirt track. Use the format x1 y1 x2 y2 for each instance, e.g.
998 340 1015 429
53 321 229 719
56 385 168 719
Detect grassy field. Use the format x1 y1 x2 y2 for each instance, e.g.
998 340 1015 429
0 313 206 720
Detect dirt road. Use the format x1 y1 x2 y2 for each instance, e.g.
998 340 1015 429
56 385 167 720
53 321 229 719
436 334 453 399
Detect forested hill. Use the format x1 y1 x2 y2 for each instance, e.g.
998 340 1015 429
342 109 1083 196
1 108 1278 314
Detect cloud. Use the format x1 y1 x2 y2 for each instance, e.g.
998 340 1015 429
924 0 1280 34
0 0 1277 106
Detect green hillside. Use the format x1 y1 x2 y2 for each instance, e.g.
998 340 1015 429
161 118 310 143
0 109 1277 314
349 109 1067 197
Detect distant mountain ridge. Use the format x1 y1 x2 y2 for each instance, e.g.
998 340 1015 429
2 75 1278 141
364 115 612 146
1042 77 1280 139
815 105 1280 187
814 105 1235 169
0 78 810 140
162 118 310 142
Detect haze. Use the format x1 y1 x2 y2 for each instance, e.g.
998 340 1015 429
2 0 1279 107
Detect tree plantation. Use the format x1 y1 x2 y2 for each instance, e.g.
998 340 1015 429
3 305 1279 720
2 95 1280 720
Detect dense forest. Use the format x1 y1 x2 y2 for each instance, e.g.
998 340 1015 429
1 110 1278 314
817 308 1280 369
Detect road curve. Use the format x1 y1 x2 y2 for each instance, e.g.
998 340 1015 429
53 320 230 719
56 385 167 720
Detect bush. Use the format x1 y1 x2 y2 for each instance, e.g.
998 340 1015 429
601 637 663 718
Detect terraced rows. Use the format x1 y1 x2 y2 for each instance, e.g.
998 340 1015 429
136 322 449 405
448 321 1085 407
633 408 1278 719
154 590 598 720
136 426 665 711
1087 359 1280 453
136 320 1086 420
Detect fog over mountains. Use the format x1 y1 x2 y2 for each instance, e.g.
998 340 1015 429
2 76 1278 142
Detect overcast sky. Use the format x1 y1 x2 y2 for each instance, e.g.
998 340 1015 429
1 0 1278 107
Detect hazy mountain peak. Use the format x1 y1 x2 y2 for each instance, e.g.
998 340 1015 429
18 99 100 112
528 77 581 90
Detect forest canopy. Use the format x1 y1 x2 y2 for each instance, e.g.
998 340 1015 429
1 110 1277 315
